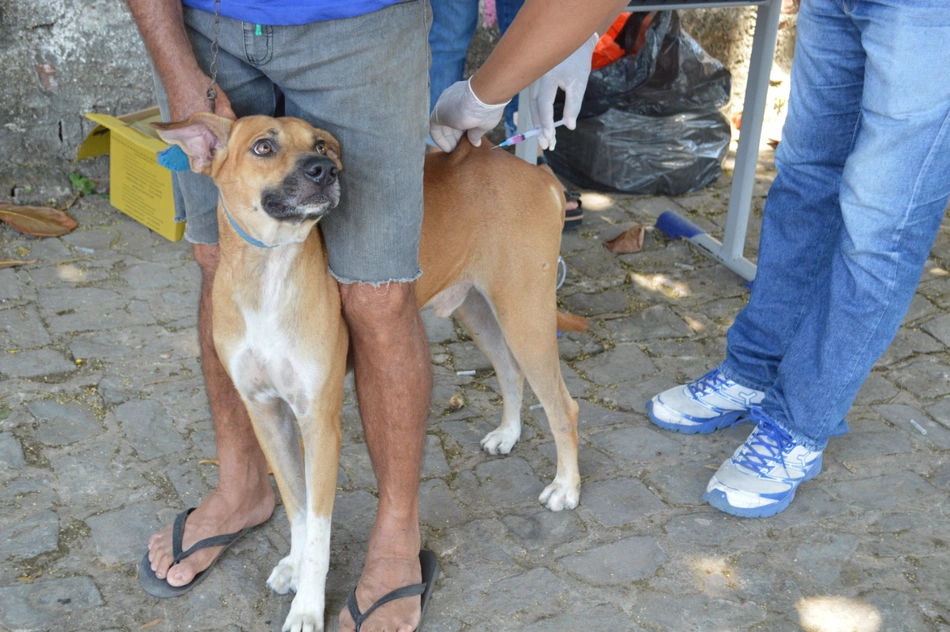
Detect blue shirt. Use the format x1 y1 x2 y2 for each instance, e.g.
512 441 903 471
182 0 407 26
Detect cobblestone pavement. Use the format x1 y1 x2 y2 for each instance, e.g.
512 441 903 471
1 152 949 632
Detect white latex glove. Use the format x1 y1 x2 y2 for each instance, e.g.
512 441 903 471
528 32 598 151
429 78 509 153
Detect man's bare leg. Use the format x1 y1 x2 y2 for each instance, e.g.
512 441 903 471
338 281 432 632
146 244 275 588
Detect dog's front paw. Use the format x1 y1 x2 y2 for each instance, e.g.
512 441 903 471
267 556 298 595
281 610 323 632
480 426 520 455
539 477 580 511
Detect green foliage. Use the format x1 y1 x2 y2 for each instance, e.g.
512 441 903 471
69 172 96 196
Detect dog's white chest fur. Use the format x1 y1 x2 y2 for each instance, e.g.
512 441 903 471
228 251 321 418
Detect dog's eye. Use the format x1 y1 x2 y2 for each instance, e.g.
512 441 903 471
252 140 274 156
315 141 326 155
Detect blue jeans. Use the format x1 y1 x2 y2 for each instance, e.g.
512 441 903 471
428 0 478 112
720 0 950 450
427 0 522 134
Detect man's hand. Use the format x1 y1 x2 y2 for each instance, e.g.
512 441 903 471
166 71 236 123
429 78 508 153
528 31 597 151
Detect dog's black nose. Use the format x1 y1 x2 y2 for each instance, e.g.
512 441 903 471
302 156 338 186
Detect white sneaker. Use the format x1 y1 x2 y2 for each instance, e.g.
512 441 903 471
704 408 823 518
647 367 764 434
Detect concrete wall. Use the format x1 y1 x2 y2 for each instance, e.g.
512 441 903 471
0 0 153 165
0 1 796 167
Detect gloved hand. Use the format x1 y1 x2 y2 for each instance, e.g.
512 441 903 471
429 78 509 152
528 32 598 151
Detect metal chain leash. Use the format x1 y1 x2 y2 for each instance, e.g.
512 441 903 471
207 0 221 110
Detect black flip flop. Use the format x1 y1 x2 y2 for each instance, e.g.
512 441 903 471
563 190 583 232
138 508 251 598
347 549 440 632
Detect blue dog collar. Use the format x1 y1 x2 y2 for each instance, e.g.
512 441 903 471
219 195 277 249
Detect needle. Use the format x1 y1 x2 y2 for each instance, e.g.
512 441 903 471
495 119 567 148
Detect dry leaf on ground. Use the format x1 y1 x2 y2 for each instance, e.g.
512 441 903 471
0 203 78 237
605 224 646 254
0 259 37 270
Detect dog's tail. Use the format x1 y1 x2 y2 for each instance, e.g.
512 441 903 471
557 310 588 332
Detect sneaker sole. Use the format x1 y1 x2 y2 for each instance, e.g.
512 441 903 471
646 400 750 435
702 458 823 518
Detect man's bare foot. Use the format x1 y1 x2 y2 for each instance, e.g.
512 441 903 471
339 521 423 632
146 475 275 588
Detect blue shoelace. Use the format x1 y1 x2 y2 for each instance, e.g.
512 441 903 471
734 407 795 475
687 368 731 398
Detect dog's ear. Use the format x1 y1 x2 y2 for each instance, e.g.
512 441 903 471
152 113 233 175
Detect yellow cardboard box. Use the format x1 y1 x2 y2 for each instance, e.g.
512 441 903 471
77 106 186 242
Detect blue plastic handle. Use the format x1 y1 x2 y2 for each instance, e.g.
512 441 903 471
655 210 705 240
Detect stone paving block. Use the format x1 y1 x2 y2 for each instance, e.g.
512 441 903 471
0 305 51 349
445 340 493 372
889 358 950 399
0 509 58 560
829 425 913 462
643 461 714 506
339 442 376 491
792 534 859 587
663 512 750 547
873 403 950 448
920 312 950 347
574 343 655 386
877 326 944 365
575 398 639 431
26 399 101 447
86 501 166 564
593 375 679 414
0 268 20 301
69 325 197 362
26 261 113 287
0 348 77 379
829 471 936 512
578 477 667 527
560 287 630 318
631 593 769 631
500 507 586 552
559 536 666 585
24 237 70 260
61 227 121 251
421 308 456 344
47 442 141 504
113 398 184 461
0 576 102 631
420 479 470 529
765 485 849 529
536 436 618 481
439 518 526 574
473 457 545 509
422 433 451 478
471 566 577 626
0 431 24 469
587 425 683 465
854 371 900 406
520 603 640 631
601 305 694 342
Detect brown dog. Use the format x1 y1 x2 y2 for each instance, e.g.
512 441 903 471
154 113 585 631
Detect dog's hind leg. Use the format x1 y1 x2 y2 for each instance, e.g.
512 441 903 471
484 290 581 512
454 289 526 455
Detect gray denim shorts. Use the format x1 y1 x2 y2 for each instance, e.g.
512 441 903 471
153 0 431 284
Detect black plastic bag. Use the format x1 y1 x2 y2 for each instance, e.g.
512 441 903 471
547 12 732 196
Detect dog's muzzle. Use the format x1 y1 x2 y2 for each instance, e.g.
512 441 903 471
261 155 342 222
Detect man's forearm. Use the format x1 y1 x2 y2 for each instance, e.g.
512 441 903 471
470 0 629 105
125 0 202 84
